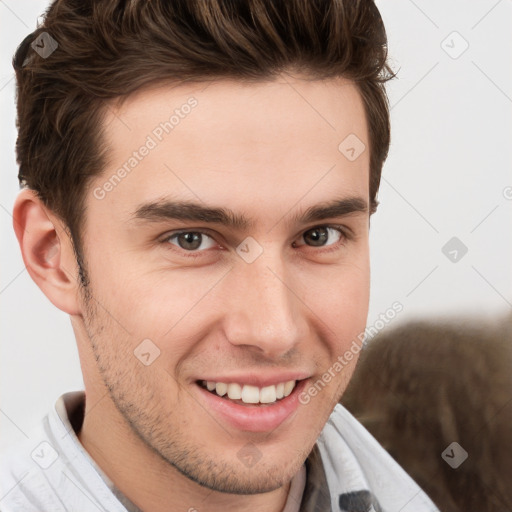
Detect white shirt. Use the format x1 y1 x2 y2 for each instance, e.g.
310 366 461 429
0 391 439 512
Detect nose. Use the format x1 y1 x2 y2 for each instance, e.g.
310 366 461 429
222 253 309 358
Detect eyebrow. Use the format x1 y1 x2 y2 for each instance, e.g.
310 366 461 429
131 196 370 230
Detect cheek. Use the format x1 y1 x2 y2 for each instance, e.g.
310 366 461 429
84 234 370 352
299 350 361 413
86 251 224 336
307 260 370 327
304 262 370 394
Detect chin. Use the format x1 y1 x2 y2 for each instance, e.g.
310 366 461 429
183 464 294 495
160 443 305 496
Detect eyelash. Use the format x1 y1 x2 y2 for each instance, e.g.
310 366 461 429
160 224 352 258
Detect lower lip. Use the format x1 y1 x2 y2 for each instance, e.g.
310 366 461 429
195 380 308 433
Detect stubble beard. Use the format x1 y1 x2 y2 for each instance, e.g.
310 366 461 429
79 278 303 496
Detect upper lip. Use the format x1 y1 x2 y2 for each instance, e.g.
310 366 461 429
195 371 311 388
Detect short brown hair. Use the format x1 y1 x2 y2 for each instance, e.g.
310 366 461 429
13 0 395 267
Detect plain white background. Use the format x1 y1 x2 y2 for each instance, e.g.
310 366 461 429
1 0 511 450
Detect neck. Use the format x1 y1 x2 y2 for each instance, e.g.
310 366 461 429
78 388 292 512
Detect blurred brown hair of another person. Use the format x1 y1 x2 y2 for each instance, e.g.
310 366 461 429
341 313 512 512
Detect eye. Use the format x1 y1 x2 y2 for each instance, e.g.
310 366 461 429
293 226 346 248
161 225 349 256
164 231 217 252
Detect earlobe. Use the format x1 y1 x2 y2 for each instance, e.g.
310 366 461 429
12 189 81 316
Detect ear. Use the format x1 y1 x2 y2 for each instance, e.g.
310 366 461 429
12 189 82 316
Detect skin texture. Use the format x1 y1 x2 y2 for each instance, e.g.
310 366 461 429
14 73 371 512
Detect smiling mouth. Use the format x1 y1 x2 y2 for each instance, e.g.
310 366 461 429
197 379 297 405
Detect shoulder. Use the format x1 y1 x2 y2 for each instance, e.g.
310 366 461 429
0 417 67 512
318 404 440 512
0 392 126 512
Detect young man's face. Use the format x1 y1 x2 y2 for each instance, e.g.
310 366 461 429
76 74 371 493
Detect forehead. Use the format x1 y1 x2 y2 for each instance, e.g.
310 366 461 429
93 75 369 224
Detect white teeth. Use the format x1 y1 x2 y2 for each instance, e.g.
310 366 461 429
215 382 228 396
204 380 297 404
241 385 260 404
283 380 295 397
260 385 277 404
227 383 242 400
